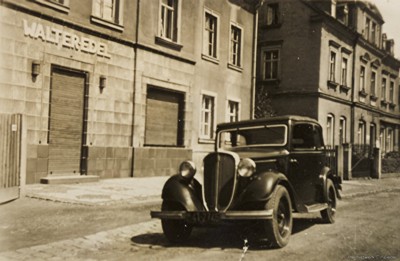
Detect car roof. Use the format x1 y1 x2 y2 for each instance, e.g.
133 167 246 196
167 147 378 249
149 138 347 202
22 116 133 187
217 115 320 130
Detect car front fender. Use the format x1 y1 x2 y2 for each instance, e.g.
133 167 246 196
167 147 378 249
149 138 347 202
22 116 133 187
234 171 289 207
161 175 205 211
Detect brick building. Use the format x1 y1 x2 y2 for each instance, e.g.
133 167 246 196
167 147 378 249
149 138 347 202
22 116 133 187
0 0 256 184
256 0 400 155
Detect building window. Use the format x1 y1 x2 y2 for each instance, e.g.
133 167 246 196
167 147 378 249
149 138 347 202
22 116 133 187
381 77 387 101
92 0 123 29
326 114 335 147
389 81 394 103
380 127 386 153
365 17 370 40
341 57 348 86
371 22 376 45
387 128 393 152
360 66 365 91
227 100 239 122
337 4 349 25
145 87 184 147
358 121 366 146
262 48 280 80
159 0 179 42
339 117 346 144
266 3 280 26
370 71 376 96
229 24 242 67
200 94 215 140
329 51 336 82
203 11 219 59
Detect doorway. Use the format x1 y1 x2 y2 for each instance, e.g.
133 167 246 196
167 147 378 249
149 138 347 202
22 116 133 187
48 67 88 175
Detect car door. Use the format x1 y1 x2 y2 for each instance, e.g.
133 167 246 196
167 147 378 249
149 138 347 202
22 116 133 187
288 123 325 205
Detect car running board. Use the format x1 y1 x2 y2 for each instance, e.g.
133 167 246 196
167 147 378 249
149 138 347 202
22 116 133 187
305 203 328 213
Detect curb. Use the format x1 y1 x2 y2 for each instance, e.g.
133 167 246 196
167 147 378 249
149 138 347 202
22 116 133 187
341 187 400 199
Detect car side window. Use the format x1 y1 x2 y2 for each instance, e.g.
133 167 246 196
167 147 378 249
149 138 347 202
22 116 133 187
292 124 323 150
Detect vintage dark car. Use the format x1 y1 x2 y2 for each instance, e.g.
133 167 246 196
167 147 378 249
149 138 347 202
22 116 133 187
151 115 341 248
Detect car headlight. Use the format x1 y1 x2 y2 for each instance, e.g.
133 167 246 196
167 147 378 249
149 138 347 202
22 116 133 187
179 160 196 179
237 158 256 177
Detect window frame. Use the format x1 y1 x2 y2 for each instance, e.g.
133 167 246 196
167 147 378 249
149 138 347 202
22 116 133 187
91 0 124 31
202 9 220 63
226 98 240 123
329 50 337 82
358 121 366 146
360 65 366 91
34 0 70 13
389 80 394 103
326 114 335 148
158 0 181 43
339 116 346 144
228 22 244 69
387 128 393 152
365 16 370 41
370 70 376 96
371 22 376 45
199 91 217 142
266 3 280 26
261 46 280 81
341 56 348 86
381 76 387 101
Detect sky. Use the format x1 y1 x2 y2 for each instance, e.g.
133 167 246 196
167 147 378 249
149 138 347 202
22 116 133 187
371 0 400 59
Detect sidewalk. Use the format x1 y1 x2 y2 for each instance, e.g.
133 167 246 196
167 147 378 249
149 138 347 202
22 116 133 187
22 176 169 206
21 173 400 206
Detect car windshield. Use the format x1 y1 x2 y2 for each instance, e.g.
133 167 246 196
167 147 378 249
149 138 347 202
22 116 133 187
218 124 287 150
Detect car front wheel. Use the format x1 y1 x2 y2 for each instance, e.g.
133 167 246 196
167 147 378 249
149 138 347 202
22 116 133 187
161 201 192 243
264 185 293 248
321 178 337 223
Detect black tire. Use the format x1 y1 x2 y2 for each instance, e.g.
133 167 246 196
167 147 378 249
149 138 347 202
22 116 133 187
321 179 337 223
161 201 192 243
264 185 293 248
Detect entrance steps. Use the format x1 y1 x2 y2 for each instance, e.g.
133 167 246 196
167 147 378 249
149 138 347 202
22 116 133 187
40 175 99 184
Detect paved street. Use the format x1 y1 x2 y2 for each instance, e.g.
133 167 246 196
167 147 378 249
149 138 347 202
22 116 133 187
1 176 400 260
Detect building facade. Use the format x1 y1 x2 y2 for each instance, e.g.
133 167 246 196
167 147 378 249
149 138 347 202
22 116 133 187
0 0 256 184
256 0 400 156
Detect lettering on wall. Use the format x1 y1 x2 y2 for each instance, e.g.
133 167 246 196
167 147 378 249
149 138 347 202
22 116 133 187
23 19 111 59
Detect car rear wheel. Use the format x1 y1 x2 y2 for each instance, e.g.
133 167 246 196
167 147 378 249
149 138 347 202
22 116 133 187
264 185 293 248
161 201 192 243
321 179 337 223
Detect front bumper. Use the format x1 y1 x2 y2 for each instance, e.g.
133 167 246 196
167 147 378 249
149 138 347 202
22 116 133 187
150 210 273 224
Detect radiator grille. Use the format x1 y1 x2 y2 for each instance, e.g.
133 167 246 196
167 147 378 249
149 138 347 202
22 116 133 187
203 152 237 211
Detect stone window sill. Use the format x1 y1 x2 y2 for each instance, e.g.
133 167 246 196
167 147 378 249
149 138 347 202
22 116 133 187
155 36 183 51
90 16 124 32
35 0 69 13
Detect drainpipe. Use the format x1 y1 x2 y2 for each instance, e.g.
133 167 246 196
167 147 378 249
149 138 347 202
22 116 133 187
251 0 265 119
131 0 141 177
350 34 359 146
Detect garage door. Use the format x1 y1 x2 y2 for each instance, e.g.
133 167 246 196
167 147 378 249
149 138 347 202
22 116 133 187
48 68 86 175
145 87 184 146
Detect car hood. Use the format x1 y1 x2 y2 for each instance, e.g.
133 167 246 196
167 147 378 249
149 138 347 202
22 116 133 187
223 148 289 160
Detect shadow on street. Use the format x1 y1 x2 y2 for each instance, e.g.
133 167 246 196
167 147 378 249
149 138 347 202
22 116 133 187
131 217 322 250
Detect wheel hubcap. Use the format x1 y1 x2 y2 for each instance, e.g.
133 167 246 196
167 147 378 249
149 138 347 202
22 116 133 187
277 201 290 236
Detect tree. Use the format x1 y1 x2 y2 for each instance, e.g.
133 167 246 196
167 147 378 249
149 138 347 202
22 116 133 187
255 85 276 118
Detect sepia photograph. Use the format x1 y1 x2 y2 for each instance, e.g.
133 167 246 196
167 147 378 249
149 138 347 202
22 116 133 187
0 0 399 260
